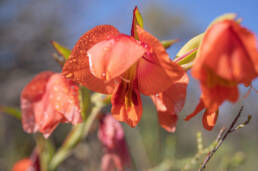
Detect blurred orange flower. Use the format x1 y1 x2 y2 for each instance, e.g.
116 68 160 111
21 72 82 138
186 19 258 130
12 158 32 171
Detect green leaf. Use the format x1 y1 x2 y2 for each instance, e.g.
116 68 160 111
161 39 178 49
175 33 203 70
176 33 204 58
0 106 21 120
176 49 197 65
51 41 71 60
134 7 144 28
79 86 91 121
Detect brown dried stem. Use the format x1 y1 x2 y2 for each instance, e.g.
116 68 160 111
198 106 250 171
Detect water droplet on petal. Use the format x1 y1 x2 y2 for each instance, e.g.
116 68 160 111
66 73 73 78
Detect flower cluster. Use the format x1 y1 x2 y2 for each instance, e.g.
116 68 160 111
62 7 188 132
17 6 258 171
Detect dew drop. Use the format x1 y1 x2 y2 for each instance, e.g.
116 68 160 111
80 50 86 55
66 73 73 78
102 73 106 77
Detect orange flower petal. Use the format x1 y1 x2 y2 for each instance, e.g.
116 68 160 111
136 26 185 95
12 158 32 171
158 112 178 133
21 71 54 134
152 74 189 132
46 74 81 124
193 20 257 85
63 25 120 94
184 98 205 121
21 71 54 101
202 110 218 131
21 73 82 138
111 80 142 127
200 80 239 112
87 34 146 81
231 21 258 74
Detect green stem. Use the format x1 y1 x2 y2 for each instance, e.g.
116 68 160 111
48 95 105 171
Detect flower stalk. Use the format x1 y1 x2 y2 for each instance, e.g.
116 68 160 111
48 93 106 171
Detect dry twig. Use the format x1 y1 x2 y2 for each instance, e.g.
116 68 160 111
198 106 251 171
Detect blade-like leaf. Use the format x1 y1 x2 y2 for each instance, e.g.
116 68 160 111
134 7 144 28
0 106 21 120
176 33 203 59
51 41 71 60
161 39 178 49
131 6 144 38
175 49 197 65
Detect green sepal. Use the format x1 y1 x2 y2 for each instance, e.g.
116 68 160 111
79 86 91 121
134 7 144 28
176 49 197 65
161 39 178 49
176 33 203 58
131 6 144 39
0 106 21 120
51 41 71 60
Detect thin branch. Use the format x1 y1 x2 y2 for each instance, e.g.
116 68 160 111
198 106 246 171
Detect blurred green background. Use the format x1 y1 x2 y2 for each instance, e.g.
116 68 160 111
0 0 257 170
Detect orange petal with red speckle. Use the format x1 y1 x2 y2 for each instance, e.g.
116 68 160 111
21 71 54 101
46 74 81 124
21 72 82 138
63 25 121 94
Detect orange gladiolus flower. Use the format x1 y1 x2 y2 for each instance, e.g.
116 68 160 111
21 71 82 138
63 8 185 128
185 19 258 130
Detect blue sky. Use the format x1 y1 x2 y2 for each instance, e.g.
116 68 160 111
71 0 258 33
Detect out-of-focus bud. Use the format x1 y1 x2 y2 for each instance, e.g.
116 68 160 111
98 114 130 171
